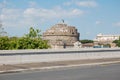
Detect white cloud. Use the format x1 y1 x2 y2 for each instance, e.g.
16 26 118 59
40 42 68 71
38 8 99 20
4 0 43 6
1 7 84 28
1 8 23 27
95 21 102 25
1 8 22 20
114 22 120 27
24 8 84 19
63 0 97 8
76 1 97 7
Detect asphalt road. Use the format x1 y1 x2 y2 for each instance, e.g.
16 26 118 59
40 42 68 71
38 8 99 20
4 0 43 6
0 63 120 80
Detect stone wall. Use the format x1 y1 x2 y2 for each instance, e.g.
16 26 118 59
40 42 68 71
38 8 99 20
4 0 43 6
0 48 120 65
43 23 80 48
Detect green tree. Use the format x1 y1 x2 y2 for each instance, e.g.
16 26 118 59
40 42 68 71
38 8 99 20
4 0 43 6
17 37 50 49
113 37 120 47
9 37 18 49
113 40 119 44
17 27 50 49
17 37 33 49
0 27 50 50
25 27 41 39
80 39 93 44
0 36 9 50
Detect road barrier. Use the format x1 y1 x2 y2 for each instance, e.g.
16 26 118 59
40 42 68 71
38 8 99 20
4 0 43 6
0 48 120 65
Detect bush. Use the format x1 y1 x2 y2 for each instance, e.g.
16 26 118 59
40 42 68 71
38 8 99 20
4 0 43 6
113 39 120 47
0 36 10 50
80 39 93 44
0 27 50 50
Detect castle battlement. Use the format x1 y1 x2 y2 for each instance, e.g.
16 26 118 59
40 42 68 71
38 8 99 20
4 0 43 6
43 23 80 49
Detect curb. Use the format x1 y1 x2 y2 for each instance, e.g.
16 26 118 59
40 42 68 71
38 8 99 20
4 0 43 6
0 61 120 74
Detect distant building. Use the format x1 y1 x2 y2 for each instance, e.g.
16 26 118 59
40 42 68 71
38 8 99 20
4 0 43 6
43 23 80 49
94 33 120 47
94 33 120 43
82 43 94 48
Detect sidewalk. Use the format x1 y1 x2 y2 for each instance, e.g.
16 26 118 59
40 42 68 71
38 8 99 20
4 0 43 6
0 58 120 73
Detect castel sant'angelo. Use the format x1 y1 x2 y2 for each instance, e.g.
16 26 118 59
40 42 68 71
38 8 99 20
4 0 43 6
43 21 80 49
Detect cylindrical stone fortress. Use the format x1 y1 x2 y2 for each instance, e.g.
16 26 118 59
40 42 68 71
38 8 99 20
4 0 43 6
43 23 80 48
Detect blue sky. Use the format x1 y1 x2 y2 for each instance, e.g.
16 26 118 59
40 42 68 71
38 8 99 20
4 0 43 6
0 0 120 39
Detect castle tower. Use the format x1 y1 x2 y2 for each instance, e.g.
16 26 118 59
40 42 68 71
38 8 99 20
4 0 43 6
43 22 80 49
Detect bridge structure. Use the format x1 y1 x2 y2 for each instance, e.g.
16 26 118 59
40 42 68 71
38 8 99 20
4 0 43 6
0 48 120 65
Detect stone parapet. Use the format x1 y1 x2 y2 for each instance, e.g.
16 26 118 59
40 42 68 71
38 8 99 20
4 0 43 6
43 23 80 48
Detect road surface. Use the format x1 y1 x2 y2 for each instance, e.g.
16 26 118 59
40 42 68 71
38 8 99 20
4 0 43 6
0 63 120 80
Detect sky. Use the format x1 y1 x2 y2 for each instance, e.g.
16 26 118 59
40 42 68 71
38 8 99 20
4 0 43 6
0 0 120 39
